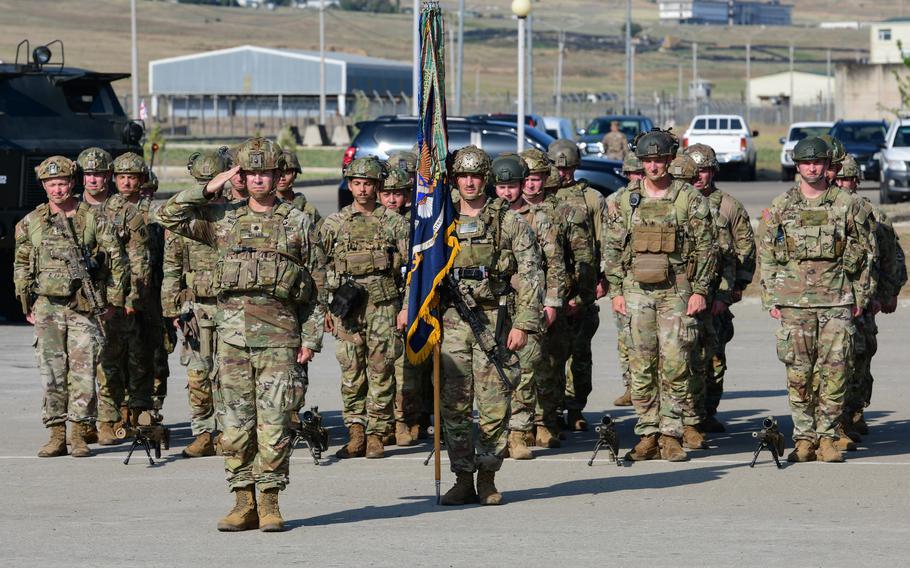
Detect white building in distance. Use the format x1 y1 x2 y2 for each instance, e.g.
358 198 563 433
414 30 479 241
749 71 834 107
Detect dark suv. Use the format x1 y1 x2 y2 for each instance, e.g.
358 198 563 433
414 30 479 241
338 116 556 208
829 120 888 182
577 115 654 155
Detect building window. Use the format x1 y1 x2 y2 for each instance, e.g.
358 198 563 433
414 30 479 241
879 28 892 41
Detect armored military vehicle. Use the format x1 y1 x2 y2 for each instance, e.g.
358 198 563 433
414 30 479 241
0 40 144 320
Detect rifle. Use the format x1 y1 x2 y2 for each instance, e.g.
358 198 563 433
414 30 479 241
290 406 329 465
50 215 108 335
123 410 171 466
750 416 785 469
440 274 515 391
588 414 622 467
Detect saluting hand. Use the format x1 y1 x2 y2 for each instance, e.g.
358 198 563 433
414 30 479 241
204 166 240 198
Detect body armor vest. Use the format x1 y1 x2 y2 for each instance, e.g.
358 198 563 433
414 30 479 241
29 204 103 299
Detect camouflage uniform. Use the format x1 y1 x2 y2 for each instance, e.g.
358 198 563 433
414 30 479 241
441 196 543 474
277 149 323 226
601 128 629 161
604 177 716 441
605 188 633 392
759 183 875 444
137 196 171 410
320 197 408 440
14 158 128 434
157 138 324 493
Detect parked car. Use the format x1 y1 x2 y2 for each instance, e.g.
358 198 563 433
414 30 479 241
466 112 548 133
575 157 627 197
779 121 833 181
682 114 758 181
542 116 576 141
830 119 888 182
338 116 556 208
576 115 654 155
877 117 910 203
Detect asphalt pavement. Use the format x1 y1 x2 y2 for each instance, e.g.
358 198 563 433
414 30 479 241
2 181 908 566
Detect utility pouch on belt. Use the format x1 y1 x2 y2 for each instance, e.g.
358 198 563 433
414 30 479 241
330 280 366 318
632 254 670 284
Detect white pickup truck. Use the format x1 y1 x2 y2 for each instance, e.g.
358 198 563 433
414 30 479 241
682 114 759 181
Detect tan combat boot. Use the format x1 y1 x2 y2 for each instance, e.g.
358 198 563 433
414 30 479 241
659 435 689 462
365 434 385 459
214 432 224 456
395 422 415 447
97 422 118 446
817 437 845 463
833 424 857 452
787 439 816 462
409 422 422 441
566 409 588 431
525 430 537 447
613 386 632 407
258 488 284 532
37 424 67 457
335 424 366 458
440 473 478 506
535 426 561 449
82 423 99 445
69 422 93 458
682 425 707 450
382 431 396 446
183 432 216 458
217 487 258 532
625 433 660 461
476 471 502 506
507 430 534 460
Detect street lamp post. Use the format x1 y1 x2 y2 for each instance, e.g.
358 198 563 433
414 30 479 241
512 0 532 152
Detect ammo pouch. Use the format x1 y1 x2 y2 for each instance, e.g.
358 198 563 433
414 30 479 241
786 225 842 260
187 270 215 299
216 248 312 303
330 280 366 318
334 249 392 277
632 254 670 285
34 270 78 298
365 276 401 305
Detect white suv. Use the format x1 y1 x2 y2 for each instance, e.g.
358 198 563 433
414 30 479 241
683 114 759 181
779 121 832 181
878 117 910 203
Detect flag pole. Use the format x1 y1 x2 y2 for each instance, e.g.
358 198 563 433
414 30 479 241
433 342 442 504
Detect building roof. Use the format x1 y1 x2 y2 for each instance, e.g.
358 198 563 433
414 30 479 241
149 45 412 97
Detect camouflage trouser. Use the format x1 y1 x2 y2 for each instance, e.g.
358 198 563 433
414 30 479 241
98 311 153 414
146 308 171 409
33 296 100 426
687 310 717 425
179 300 220 436
333 301 401 436
614 311 632 388
775 306 853 442
565 303 600 411
625 288 698 438
845 312 877 416
217 341 305 492
706 310 734 417
542 312 571 424
510 330 542 432
440 305 518 474
393 346 430 426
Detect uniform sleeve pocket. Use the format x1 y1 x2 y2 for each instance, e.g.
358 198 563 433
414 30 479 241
775 327 795 364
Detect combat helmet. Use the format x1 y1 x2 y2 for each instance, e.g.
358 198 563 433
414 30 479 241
76 147 113 174
685 143 718 170
633 128 678 158
382 166 412 192
344 155 386 181
281 149 302 174
792 137 830 162
621 154 644 174
837 155 863 180
187 147 232 182
235 137 284 171
519 147 551 175
669 153 698 181
452 145 492 184
543 165 561 191
35 156 77 180
113 152 147 175
547 139 581 168
388 151 418 174
819 134 846 164
491 153 530 183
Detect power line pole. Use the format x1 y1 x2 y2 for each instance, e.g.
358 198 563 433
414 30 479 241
448 23 456 99
455 0 464 115
789 42 795 125
625 0 632 113
518 14 526 151
691 41 698 108
527 13 534 115
319 0 326 125
745 41 751 126
555 30 565 116
130 0 139 120
630 42 636 112
412 0 419 115
826 48 832 122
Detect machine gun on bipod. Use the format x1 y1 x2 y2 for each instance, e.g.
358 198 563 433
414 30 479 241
290 406 329 465
588 414 622 467
123 410 171 466
750 416 785 469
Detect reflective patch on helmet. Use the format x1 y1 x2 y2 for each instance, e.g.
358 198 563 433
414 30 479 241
47 162 58 176
250 152 263 169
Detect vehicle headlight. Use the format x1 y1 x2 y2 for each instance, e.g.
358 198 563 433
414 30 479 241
886 159 907 171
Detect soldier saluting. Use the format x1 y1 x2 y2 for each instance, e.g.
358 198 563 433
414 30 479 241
158 137 325 532
14 156 128 458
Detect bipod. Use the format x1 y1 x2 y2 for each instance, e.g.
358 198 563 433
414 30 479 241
749 436 783 469
124 430 159 465
588 438 622 467
423 425 444 466
588 414 622 467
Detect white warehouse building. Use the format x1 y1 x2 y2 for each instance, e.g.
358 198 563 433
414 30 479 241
748 71 835 107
